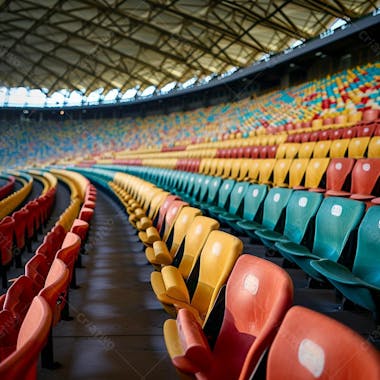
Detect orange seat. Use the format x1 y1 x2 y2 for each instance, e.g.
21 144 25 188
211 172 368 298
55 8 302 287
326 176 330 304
0 296 52 380
164 255 293 380
12 208 29 267
266 306 380 380
25 254 50 291
324 158 355 196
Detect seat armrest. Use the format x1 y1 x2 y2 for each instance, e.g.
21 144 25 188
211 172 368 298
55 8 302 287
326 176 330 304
162 266 190 303
145 227 160 244
153 241 172 265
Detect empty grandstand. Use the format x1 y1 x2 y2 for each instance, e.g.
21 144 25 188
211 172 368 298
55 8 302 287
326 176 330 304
0 2 379 379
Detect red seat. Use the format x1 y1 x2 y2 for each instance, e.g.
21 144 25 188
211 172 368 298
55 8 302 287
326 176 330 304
324 158 355 196
266 306 380 380
0 216 15 288
0 296 52 380
25 254 50 291
164 254 293 380
79 206 94 223
12 208 29 266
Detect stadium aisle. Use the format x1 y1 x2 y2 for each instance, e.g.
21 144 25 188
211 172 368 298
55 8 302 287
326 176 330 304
39 188 177 380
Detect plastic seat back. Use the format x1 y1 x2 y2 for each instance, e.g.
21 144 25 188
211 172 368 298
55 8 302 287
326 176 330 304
0 296 52 380
325 158 355 193
348 137 370 158
368 136 380 158
190 230 243 323
298 142 316 159
237 159 250 181
155 195 180 233
288 159 308 188
25 254 50 291
177 216 220 279
212 255 294 380
313 140 331 158
282 191 323 244
165 207 202 260
241 184 268 222
226 181 250 215
160 201 189 243
0 216 15 267
246 160 260 182
56 232 81 281
272 159 292 187
261 188 293 231
230 159 242 179
258 159 276 185
12 208 29 251
3 275 37 324
39 258 70 325
303 158 330 189
205 177 223 205
267 306 380 380
350 158 380 199
330 139 350 158
312 197 365 261
221 159 233 178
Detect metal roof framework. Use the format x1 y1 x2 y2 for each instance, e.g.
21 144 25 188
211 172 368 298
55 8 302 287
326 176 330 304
0 0 377 98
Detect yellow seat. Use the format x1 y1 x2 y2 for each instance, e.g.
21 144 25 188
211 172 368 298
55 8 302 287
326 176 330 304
151 230 242 325
209 159 218 176
146 207 202 267
348 137 370 159
272 158 292 187
368 136 380 158
288 159 309 188
275 143 287 159
229 159 242 180
258 159 276 185
330 139 350 158
236 159 250 181
246 160 260 183
150 216 220 314
298 142 316 159
313 140 332 158
136 191 169 231
295 158 330 190
285 143 300 159
221 159 233 179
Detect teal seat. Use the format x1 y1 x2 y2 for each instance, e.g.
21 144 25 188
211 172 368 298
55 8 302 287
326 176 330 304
275 197 365 282
255 191 323 250
177 173 197 199
198 177 223 213
206 179 235 218
217 181 250 225
192 176 211 208
310 205 380 313
182 174 203 203
227 184 268 233
237 188 293 239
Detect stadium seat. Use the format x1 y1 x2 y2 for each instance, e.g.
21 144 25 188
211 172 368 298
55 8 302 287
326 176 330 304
310 205 380 314
257 159 276 185
272 158 292 187
330 139 350 158
198 177 223 213
266 306 380 380
214 181 250 225
208 179 236 219
312 140 331 158
237 188 293 239
255 191 323 251
154 230 242 324
0 216 15 288
145 207 202 267
12 208 29 267
275 197 365 282
163 254 293 380
294 158 330 191
368 136 380 158
348 137 370 158
150 216 220 314
25 254 51 291
298 142 315 159
288 158 309 188
0 296 52 380
324 158 355 196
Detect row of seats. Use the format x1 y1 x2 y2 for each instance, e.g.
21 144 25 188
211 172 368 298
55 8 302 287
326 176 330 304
0 175 15 201
0 176 96 378
128 157 380 206
121 163 380 318
86 167 380 380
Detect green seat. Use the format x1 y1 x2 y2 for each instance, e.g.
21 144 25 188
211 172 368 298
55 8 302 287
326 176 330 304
255 191 323 250
192 176 211 208
182 174 203 203
207 179 235 218
227 184 268 233
198 177 223 213
177 173 197 200
275 197 365 282
238 188 293 239
310 205 380 313
216 181 250 225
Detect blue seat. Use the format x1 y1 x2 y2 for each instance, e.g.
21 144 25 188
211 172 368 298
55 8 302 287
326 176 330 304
237 188 293 239
255 191 323 251
275 197 365 282
310 205 380 314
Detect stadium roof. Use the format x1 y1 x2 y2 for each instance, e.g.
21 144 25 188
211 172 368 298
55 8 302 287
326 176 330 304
0 0 378 101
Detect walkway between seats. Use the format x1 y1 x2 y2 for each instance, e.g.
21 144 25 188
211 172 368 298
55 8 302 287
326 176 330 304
39 188 177 380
